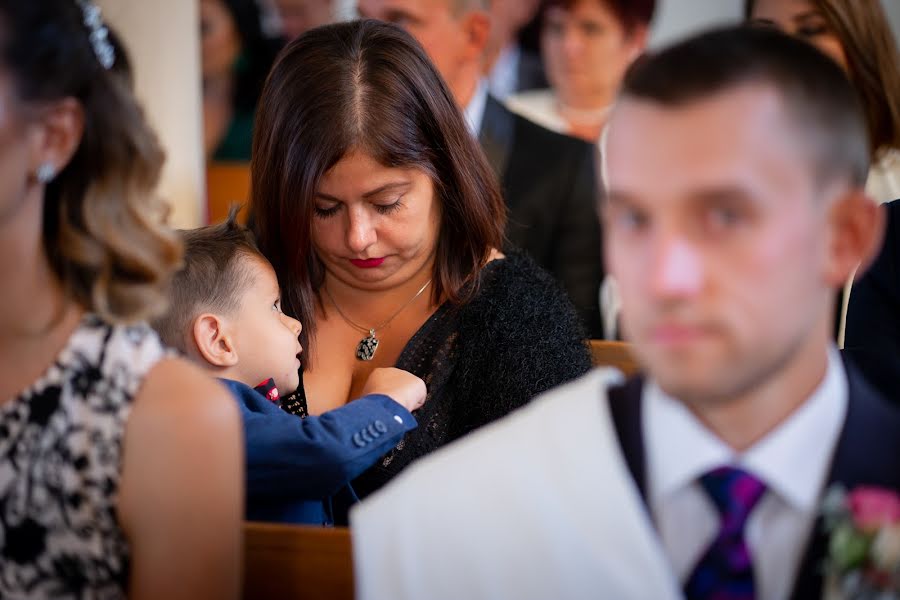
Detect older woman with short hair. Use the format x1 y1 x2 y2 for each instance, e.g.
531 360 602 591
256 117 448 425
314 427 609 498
506 0 655 142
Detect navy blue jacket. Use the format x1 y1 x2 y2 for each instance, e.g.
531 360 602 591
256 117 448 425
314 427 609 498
221 379 416 525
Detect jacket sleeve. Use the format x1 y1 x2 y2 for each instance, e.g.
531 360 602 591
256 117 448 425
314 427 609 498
235 387 417 499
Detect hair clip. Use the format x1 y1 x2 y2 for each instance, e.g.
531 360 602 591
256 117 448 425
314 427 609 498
75 0 115 70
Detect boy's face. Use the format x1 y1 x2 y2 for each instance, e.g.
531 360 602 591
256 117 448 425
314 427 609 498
229 255 303 395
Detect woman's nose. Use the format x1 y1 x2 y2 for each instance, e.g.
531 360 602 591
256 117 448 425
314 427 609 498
346 208 377 253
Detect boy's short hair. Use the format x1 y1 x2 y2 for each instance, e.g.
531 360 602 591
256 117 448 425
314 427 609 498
153 212 264 353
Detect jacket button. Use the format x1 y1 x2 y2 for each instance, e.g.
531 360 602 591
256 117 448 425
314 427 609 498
374 420 388 434
352 432 366 448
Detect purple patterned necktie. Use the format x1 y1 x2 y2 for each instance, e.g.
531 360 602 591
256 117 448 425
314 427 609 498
684 466 767 600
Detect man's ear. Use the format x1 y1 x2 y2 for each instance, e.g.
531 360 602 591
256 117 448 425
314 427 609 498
624 24 650 62
28 97 84 183
191 313 239 368
824 188 886 286
460 9 491 63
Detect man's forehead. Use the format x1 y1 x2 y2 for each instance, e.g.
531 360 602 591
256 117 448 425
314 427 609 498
605 84 809 193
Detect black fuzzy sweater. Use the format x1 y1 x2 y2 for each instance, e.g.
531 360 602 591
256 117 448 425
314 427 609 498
341 251 593 499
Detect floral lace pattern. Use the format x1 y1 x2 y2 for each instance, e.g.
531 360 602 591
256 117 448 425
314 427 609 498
0 315 166 599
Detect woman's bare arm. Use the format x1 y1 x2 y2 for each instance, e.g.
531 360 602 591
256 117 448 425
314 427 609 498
118 357 244 600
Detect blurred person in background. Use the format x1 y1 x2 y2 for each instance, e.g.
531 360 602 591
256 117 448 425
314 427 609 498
506 0 654 142
0 1 242 597
201 0 281 160
358 0 606 337
268 0 336 41
746 0 900 204
484 0 547 100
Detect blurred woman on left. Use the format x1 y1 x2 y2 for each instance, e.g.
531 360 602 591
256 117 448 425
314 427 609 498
201 0 281 160
0 2 243 598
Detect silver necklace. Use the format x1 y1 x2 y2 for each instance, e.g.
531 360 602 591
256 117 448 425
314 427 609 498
323 279 432 361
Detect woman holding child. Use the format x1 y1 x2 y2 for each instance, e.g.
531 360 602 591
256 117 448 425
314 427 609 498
251 19 593 497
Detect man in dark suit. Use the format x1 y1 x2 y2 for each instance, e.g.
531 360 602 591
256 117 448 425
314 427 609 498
844 198 900 403
358 0 605 337
350 26 899 600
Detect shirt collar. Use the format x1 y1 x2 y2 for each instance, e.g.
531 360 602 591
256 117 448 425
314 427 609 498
645 346 848 512
464 78 489 136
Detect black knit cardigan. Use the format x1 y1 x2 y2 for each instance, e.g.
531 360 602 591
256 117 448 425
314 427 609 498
299 251 593 500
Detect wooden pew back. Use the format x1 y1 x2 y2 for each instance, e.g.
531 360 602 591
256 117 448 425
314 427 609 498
243 522 354 600
588 339 640 377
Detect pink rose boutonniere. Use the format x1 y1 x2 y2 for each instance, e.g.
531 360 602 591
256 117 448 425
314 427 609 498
822 485 900 600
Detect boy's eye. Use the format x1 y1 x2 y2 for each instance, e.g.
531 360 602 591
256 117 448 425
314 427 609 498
273 300 282 313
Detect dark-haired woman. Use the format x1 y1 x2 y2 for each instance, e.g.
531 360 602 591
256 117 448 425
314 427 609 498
0 1 242 597
251 19 592 499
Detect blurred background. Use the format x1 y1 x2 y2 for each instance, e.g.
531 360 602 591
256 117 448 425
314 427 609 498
93 0 900 229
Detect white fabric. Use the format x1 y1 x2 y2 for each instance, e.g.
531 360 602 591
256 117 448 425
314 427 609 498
464 79 489 137
352 368 683 600
487 44 521 101
647 346 847 600
866 149 900 204
505 88 568 135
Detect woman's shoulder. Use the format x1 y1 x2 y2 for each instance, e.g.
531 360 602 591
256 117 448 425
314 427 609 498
504 89 566 135
460 250 589 345
476 251 583 312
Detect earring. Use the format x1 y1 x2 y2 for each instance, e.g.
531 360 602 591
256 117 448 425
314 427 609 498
36 163 56 184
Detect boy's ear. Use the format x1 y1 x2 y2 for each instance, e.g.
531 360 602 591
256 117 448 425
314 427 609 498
192 313 239 368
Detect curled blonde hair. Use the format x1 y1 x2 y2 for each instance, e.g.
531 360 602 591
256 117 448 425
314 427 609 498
47 74 182 323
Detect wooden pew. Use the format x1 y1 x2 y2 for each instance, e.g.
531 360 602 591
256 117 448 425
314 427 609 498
206 161 251 225
588 339 640 377
243 522 354 600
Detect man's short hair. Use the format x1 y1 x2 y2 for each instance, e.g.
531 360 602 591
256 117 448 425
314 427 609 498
620 25 870 187
153 213 264 353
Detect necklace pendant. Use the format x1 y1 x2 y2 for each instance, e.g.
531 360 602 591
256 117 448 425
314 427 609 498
356 330 379 361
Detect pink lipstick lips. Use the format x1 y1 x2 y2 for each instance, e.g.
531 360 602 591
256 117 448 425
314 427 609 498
350 257 385 268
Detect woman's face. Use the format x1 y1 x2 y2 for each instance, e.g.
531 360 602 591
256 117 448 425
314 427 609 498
199 0 242 78
311 149 441 292
0 74 39 227
749 0 848 71
541 0 646 105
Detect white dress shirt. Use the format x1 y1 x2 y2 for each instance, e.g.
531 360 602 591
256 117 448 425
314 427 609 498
645 347 848 600
464 79 489 137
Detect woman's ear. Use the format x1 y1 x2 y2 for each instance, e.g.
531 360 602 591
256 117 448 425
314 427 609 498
824 189 886 286
191 313 239 368
28 97 84 183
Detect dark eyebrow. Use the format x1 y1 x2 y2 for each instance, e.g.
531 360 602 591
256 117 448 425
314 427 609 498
316 181 412 203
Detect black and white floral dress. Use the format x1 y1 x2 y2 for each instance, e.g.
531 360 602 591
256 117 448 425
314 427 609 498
0 314 167 599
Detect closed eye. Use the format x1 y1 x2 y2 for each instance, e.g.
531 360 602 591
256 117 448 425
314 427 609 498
375 198 404 215
314 204 341 218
